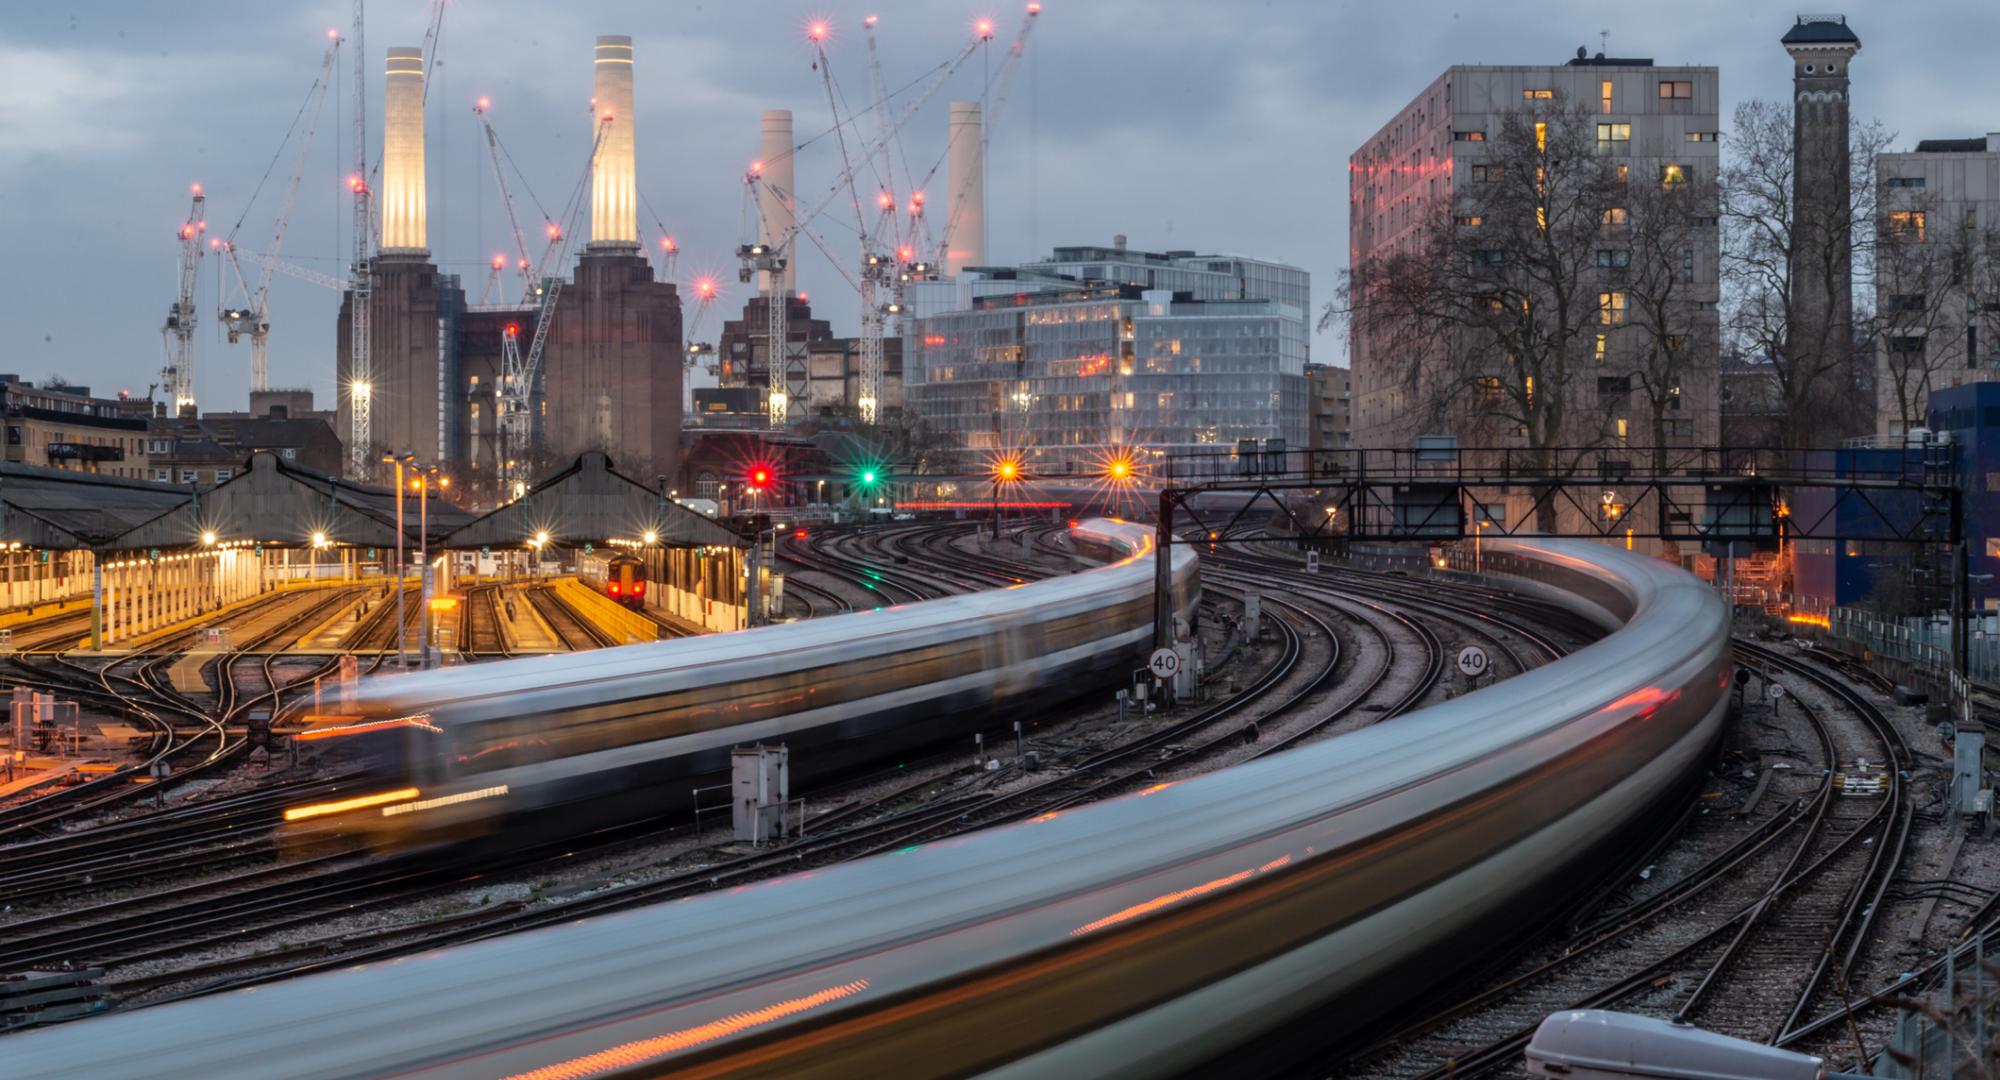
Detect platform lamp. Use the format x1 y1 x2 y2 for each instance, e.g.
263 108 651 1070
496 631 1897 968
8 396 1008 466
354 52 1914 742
383 452 415 668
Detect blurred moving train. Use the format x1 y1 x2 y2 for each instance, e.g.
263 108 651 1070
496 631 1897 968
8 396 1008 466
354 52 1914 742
280 518 1198 848
577 552 647 608
8 538 1732 1079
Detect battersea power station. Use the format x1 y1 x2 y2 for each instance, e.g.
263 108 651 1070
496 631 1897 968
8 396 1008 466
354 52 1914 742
337 37 681 502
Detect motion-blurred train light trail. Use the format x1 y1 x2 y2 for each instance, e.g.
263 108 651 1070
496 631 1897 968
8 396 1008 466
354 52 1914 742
503 978 870 1080
282 788 420 822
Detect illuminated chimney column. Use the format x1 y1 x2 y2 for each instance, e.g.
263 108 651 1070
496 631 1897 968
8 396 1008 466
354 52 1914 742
590 35 639 248
946 101 985 276
380 47 427 253
758 109 796 294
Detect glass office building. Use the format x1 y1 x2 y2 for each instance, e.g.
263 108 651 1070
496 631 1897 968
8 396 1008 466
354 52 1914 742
910 245 1309 471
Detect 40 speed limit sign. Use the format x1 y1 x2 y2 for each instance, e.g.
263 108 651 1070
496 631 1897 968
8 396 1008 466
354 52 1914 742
1148 647 1182 681
1455 645 1490 678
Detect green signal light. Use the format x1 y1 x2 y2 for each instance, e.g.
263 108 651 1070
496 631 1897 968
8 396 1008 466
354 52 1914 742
861 470 877 484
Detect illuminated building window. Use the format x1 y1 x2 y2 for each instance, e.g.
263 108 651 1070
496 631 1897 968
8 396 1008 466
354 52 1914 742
1658 80 1693 100
1599 291 1628 324
1595 123 1631 151
1523 88 1554 101
1534 122 1548 152
1594 333 1608 363
1687 131 1719 142
1888 211 1927 242
1453 130 1486 142
1615 163 1630 185
1661 163 1690 189
1455 215 1484 227
1601 207 1629 227
1616 417 1629 445
1600 80 1613 113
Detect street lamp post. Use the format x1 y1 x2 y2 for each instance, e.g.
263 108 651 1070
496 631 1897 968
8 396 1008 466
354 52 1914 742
414 467 438 668
383 452 414 668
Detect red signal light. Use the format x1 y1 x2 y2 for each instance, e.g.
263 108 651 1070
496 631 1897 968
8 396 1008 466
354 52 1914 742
748 466 773 490
794 529 809 540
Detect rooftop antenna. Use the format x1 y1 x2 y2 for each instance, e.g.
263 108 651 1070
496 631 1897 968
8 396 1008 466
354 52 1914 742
1600 29 1610 54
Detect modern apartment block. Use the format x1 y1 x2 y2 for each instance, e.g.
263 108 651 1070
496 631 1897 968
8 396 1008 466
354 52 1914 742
1348 53 1722 451
1874 133 2000 434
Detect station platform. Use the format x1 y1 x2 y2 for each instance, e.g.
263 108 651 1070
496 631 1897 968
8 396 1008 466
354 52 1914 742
501 584 563 653
109 578 369 658
553 577 660 645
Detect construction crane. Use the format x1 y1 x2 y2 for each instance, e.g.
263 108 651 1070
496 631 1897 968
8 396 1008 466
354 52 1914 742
497 116 610 492
345 0 374 478
218 34 340 394
473 99 545 303
937 6 1039 273
741 21 987 430
161 184 207 416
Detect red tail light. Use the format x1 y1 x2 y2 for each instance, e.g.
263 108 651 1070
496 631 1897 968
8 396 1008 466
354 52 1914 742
608 582 621 594
631 581 645 596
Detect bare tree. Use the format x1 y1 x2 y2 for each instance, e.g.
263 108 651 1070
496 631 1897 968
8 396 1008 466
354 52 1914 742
1619 171 1722 472
1341 102 1626 526
1719 98 1892 448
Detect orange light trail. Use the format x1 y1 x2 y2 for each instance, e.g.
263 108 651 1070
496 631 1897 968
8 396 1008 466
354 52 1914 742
502 979 870 1080
1786 612 1830 629
1070 869 1256 938
282 787 420 822
293 715 439 742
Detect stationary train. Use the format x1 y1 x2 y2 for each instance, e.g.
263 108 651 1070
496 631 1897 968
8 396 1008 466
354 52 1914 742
577 551 647 608
280 518 1199 848
8 538 1732 1079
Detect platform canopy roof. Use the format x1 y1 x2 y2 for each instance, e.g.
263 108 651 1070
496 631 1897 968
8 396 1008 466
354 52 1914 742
0 451 740 553
0 462 193 549
111 451 476 552
440 451 743 550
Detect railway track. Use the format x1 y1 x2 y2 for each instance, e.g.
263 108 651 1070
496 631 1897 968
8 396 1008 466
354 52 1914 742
1338 639 1910 1078
523 585 615 650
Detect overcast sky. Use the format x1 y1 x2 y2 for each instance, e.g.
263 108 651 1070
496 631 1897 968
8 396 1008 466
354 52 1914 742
3 1 1996 412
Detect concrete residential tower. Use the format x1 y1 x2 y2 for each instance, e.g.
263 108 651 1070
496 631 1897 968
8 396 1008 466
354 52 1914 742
1347 53 1722 451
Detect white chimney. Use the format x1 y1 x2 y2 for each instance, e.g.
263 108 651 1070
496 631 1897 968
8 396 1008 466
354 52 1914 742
589 36 639 249
380 48 426 253
946 101 985 276
758 110 796 294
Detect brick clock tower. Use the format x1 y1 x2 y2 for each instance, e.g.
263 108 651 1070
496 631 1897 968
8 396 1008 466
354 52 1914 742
1781 15 1862 369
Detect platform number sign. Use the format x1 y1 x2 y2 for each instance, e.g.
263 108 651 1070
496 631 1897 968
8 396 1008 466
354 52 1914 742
584 542 593 556
1455 645 1490 679
1148 647 1182 682
481 546 490 559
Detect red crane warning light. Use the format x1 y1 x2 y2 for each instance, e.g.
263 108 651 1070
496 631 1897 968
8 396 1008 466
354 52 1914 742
505 324 519 336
